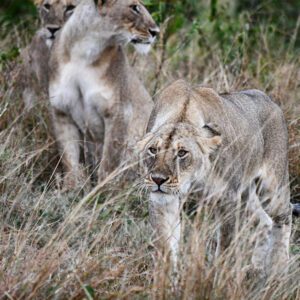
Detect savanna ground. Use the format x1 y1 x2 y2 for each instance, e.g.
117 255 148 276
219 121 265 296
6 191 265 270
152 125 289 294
0 0 300 299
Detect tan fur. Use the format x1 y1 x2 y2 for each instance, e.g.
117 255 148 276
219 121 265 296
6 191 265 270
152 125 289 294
49 0 159 188
138 79 292 278
21 0 81 110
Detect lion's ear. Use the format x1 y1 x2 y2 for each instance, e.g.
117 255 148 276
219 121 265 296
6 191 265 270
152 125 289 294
202 123 220 137
197 123 222 153
135 133 154 154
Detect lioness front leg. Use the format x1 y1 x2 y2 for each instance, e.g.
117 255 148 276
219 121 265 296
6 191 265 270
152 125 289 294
52 109 85 191
98 117 126 182
149 193 181 275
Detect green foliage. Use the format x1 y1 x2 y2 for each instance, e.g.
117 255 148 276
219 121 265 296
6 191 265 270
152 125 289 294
1 0 299 58
0 0 38 43
146 0 299 60
0 47 19 63
0 0 37 24
83 285 95 300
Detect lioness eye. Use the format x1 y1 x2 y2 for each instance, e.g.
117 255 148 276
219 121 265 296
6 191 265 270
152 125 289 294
177 149 188 158
148 147 157 155
66 4 75 12
44 3 51 10
130 4 140 14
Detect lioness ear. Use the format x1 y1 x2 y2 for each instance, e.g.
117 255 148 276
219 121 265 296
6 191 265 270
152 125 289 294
136 133 154 154
197 123 222 153
203 123 220 137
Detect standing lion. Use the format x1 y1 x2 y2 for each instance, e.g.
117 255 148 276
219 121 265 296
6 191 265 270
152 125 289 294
49 0 159 189
138 79 292 278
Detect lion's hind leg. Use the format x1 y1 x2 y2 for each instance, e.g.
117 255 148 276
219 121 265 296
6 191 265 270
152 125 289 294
246 180 273 279
269 213 291 274
254 169 292 276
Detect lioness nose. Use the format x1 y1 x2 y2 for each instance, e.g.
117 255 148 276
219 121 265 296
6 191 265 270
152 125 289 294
149 27 160 38
151 174 169 186
47 26 60 37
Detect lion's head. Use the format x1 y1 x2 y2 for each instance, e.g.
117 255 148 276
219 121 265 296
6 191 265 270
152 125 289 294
138 122 222 195
97 0 159 54
34 0 81 40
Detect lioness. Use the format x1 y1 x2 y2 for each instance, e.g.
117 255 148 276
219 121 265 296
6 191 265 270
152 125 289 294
138 79 292 277
49 0 159 189
21 0 80 109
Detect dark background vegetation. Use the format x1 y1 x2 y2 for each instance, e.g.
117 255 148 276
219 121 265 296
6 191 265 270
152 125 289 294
1 0 300 93
1 0 300 45
1 0 299 78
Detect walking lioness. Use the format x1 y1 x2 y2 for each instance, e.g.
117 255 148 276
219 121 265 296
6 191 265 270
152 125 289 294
138 80 292 277
49 0 159 189
21 0 80 109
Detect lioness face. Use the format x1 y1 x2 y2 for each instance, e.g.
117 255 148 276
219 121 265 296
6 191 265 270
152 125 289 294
98 0 160 54
138 123 222 195
35 0 80 41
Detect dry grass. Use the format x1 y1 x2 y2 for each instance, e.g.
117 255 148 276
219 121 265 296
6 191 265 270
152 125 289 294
0 9 300 300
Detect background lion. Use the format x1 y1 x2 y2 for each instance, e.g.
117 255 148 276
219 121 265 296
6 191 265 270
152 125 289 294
21 0 80 110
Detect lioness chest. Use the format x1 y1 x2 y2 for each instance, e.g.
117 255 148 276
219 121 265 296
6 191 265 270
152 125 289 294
50 61 114 137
